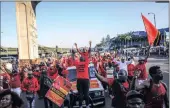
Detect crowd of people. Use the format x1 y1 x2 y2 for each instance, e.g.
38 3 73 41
0 41 169 108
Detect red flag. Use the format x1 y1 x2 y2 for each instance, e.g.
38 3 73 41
141 13 159 46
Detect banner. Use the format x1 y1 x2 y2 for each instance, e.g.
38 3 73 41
71 80 100 91
45 76 72 107
141 13 159 46
19 59 30 68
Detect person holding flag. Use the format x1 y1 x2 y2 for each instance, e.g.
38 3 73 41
134 13 161 81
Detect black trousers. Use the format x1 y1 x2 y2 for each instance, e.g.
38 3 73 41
77 78 90 106
44 97 53 108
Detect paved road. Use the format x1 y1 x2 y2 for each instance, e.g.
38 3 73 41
20 57 169 108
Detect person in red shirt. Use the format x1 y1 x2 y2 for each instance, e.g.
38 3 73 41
19 67 28 82
33 67 41 98
9 70 22 97
127 57 135 81
21 71 39 108
136 66 169 108
92 56 97 69
97 57 107 91
75 56 90 108
0 65 11 89
74 41 91 63
72 42 91 108
135 57 148 80
33 67 41 80
47 64 58 81
95 69 130 108
135 47 150 80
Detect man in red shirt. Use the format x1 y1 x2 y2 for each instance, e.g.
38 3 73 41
74 41 91 63
135 47 150 80
21 71 39 108
135 57 148 80
95 69 130 108
136 66 169 108
74 56 90 108
73 41 91 108
127 57 135 81
47 64 58 81
10 70 22 97
0 64 11 89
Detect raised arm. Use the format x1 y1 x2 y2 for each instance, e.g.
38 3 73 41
95 72 108 84
74 43 82 54
113 57 120 64
71 48 75 60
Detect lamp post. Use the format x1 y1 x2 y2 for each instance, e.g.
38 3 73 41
148 12 158 56
148 12 156 27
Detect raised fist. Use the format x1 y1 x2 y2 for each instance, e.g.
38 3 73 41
74 43 77 46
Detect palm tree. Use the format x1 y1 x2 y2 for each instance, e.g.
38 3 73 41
101 37 106 46
117 32 132 48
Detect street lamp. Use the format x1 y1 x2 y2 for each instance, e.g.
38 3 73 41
148 12 156 27
148 12 162 56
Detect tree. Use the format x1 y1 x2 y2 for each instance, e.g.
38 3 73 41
101 37 106 46
106 34 111 42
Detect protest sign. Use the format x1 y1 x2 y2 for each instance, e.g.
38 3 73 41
45 76 72 107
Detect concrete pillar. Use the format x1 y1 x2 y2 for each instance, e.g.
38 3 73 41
16 1 40 60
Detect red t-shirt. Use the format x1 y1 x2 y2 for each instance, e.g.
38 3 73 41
145 82 166 108
98 62 106 77
92 57 97 69
33 71 41 78
0 73 10 82
135 60 148 80
108 78 129 89
128 64 135 77
67 57 74 67
79 51 90 63
47 68 58 80
10 73 21 88
75 61 89 79
21 77 39 93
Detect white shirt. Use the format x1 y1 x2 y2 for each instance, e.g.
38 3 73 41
113 59 132 75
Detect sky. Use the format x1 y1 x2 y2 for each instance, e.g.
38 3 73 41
1 2 169 48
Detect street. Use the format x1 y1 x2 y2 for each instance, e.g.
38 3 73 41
20 57 169 108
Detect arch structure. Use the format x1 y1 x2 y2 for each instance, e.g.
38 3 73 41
16 1 40 60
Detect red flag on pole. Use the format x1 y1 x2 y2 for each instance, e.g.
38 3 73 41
141 13 159 46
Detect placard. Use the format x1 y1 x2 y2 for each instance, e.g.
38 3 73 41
71 79 99 91
45 76 72 107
